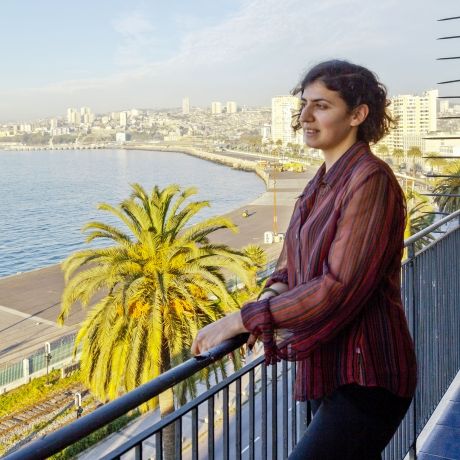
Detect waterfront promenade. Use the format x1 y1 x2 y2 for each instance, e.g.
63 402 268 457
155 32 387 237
0 155 314 366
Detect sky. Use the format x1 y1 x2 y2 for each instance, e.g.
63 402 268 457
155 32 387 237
1 0 459 122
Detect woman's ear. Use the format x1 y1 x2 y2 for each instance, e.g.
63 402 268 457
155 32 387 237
350 104 369 127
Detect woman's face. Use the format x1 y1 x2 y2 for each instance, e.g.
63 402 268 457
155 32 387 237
299 80 360 156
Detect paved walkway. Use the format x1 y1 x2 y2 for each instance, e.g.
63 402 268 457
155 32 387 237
0 167 314 365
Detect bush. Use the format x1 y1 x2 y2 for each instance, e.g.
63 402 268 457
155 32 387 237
0 370 81 418
50 411 139 459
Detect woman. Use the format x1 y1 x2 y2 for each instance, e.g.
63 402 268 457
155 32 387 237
191 60 417 459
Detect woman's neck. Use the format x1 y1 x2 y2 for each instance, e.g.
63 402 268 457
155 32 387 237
323 137 359 172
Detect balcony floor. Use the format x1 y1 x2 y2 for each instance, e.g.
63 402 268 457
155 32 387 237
418 374 460 460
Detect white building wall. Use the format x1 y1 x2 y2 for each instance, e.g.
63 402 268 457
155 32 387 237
226 101 237 114
211 102 222 114
182 97 190 115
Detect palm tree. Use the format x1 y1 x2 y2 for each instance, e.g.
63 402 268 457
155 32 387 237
242 244 267 290
58 184 252 456
433 163 460 213
407 146 422 175
404 189 436 252
393 148 404 166
425 152 450 174
375 144 389 157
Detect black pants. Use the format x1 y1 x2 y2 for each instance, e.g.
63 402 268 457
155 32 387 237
289 385 412 460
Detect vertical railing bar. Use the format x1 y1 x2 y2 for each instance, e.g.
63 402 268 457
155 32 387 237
262 363 268 460
249 368 255 460
175 418 182 460
407 242 417 457
236 378 242 460
272 362 278 460
155 431 162 460
191 407 198 460
208 395 215 460
291 360 297 451
282 360 288 459
223 386 229 460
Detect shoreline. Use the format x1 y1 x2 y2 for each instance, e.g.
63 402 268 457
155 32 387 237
124 143 271 187
0 146 314 365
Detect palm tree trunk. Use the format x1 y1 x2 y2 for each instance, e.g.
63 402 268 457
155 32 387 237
159 340 177 460
159 387 176 460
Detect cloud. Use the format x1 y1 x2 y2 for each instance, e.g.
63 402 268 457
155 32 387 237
6 0 401 96
112 10 158 68
0 0 444 120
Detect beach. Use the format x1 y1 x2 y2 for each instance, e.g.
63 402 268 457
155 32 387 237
0 148 315 365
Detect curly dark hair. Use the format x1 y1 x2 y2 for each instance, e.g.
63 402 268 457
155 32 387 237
291 60 396 144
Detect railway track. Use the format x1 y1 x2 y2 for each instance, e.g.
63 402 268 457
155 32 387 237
0 383 87 441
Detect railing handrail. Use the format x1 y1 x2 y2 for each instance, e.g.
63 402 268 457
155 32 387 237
404 209 459 247
3 334 249 460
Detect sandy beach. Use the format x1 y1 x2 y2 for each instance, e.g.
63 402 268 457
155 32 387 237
0 149 315 365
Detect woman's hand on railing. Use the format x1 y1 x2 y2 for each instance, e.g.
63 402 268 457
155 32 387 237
191 311 249 356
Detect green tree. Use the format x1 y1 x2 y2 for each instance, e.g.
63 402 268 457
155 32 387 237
393 148 404 165
425 152 449 174
242 244 267 290
433 164 460 213
376 144 389 156
407 146 422 174
58 184 252 456
404 189 436 251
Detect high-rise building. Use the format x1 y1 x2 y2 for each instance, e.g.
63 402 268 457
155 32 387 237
66 108 81 125
120 112 128 127
271 96 301 145
384 89 438 152
226 101 237 114
211 102 222 114
80 107 94 124
440 100 450 113
182 97 190 115
261 123 271 141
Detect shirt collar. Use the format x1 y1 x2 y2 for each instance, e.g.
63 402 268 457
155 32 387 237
320 141 369 188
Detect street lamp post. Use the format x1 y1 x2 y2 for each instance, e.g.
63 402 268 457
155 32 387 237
75 392 83 419
273 167 278 235
44 342 52 386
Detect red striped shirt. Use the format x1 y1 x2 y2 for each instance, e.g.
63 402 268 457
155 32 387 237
241 141 417 400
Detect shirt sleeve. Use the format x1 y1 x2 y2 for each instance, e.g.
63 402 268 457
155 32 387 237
264 239 288 287
241 170 404 362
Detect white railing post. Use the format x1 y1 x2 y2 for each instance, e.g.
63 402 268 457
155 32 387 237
22 358 30 384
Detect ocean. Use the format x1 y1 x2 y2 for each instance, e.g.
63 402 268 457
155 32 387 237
0 149 265 278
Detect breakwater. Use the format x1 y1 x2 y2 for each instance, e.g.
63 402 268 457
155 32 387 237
125 143 271 188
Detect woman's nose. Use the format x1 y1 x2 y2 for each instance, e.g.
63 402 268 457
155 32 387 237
299 105 313 122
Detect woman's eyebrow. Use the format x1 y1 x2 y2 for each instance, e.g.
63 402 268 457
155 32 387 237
300 97 331 103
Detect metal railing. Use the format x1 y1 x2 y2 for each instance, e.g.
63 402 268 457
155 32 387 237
4 210 460 460
0 333 78 392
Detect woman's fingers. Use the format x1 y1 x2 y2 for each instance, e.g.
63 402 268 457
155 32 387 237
191 312 248 356
246 333 258 351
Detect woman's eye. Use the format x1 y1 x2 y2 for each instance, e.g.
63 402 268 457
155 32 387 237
316 104 327 109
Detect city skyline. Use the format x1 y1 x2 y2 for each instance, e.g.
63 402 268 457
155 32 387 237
1 0 459 122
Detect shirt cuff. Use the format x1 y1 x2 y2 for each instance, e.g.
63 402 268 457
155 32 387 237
265 270 288 287
240 298 279 365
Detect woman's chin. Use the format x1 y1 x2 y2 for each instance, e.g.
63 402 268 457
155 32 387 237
305 139 320 149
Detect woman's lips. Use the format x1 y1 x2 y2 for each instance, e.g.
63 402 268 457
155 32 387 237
305 129 319 136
